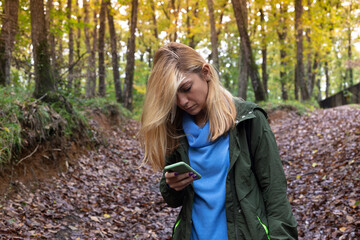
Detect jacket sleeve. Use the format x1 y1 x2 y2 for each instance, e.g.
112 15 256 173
249 109 298 239
159 152 186 208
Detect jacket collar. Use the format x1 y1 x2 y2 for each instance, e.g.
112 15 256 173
233 97 267 125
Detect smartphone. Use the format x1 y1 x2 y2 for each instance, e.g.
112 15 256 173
164 162 202 180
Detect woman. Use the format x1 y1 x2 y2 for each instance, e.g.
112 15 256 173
140 42 298 240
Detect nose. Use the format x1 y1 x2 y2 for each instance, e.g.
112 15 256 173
177 93 188 108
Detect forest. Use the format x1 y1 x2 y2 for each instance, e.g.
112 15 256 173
0 0 360 239
0 0 359 112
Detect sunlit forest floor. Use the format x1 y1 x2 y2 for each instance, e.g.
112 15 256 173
0 105 359 239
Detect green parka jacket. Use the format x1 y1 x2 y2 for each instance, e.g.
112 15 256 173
160 99 298 240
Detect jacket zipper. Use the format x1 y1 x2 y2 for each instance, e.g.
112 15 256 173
172 218 181 238
257 216 271 240
230 169 239 240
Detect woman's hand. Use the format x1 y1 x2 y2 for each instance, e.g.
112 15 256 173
165 171 196 191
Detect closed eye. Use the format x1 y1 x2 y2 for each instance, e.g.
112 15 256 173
183 86 191 92
179 84 192 93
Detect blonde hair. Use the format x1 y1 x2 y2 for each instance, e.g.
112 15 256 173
140 42 236 171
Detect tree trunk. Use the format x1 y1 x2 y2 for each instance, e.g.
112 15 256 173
46 0 60 83
232 0 266 101
305 0 313 97
347 25 353 85
316 79 321 102
306 28 312 96
276 2 289 101
237 45 248 100
67 0 74 89
207 0 219 71
98 0 106 97
309 52 319 97
84 0 96 98
74 0 82 95
260 8 268 97
186 1 199 49
106 0 122 102
237 0 248 100
150 0 158 39
91 9 98 97
167 0 181 42
295 0 309 101
123 0 139 110
30 0 55 98
57 0 64 81
324 60 330 98
0 0 19 86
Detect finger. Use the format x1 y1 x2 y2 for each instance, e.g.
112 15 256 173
165 172 192 184
165 171 179 179
170 174 195 191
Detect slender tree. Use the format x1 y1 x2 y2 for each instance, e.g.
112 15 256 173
106 0 122 102
46 0 59 83
186 0 200 49
346 2 353 85
274 2 289 100
207 0 219 71
67 0 74 89
150 0 158 39
123 0 139 110
232 0 266 101
84 0 97 98
0 0 19 86
30 0 56 98
237 0 249 100
260 8 268 97
91 8 98 97
74 0 82 95
295 0 310 101
98 0 106 97
57 0 64 80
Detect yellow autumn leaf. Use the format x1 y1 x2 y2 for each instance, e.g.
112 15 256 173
312 163 317 167
339 227 347 232
4 127 10 133
104 213 111 218
296 175 301 180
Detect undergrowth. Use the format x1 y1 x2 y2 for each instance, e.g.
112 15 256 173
258 99 320 115
0 87 130 168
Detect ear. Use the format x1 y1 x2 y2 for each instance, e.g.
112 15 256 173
201 64 210 79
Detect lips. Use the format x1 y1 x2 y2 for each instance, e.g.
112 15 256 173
185 105 196 112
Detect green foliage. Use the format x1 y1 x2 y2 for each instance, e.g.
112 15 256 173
4 0 360 121
0 87 30 166
0 86 132 167
258 99 319 116
73 96 132 119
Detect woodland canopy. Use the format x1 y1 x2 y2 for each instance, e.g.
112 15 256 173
0 0 359 115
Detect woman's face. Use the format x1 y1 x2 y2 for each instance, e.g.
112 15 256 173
176 70 209 121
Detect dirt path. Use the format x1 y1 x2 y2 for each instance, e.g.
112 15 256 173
1 105 359 239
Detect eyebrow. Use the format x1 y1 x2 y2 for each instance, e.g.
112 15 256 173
178 77 190 88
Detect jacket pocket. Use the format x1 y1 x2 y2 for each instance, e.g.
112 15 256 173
172 215 182 239
257 214 270 240
239 197 269 240
255 206 271 240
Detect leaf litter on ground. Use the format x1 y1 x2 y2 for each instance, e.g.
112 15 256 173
271 105 360 239
0 105 359 239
